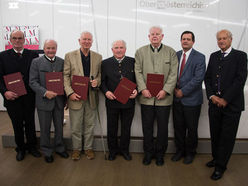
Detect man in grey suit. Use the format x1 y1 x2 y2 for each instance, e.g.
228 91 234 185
171 31 205 164
135 26 178 166
29 39 69 163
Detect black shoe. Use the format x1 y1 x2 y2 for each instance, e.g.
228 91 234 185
206 159 216 168
56 151 69 159
142 154 152 165
183 155 194 164
16 151 25 161
45 156 54 163
29 149 41 158
156 157 164 166
121 152 132 161
211 170 223 180
171 152 184 162
108 153 117 161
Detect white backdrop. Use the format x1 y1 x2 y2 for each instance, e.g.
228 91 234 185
0 0 248 138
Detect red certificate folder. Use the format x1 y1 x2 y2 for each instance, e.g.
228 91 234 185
114 77 136 104
71 75 90 100
146 73 164 97
3 72 27 96
45 72 64 95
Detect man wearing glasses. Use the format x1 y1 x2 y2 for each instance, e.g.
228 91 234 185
0 30 41 161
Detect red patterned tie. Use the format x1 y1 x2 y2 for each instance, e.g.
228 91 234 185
179 53 186 79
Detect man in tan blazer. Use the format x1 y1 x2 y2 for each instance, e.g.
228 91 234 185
64 31 102 160
135 26 178 166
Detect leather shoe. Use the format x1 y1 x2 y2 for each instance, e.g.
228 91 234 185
29 149 41 158
45 156 54 163
108 153 117 161
183 155 194 164
142 154 152 165
56 151 69 159
156 157 164 166
16 151 25 161
121 152 132 161
206 159 216 168
171 152 183 162
211 170 223 180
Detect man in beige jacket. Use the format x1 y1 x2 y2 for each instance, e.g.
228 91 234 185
135 26 178 166
64 31 102 160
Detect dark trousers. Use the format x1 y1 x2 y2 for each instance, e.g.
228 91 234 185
106 106 134 154
209 104 241 171
141 104 170 157
172 101 201 156
6 95 37 152
37 105 65 157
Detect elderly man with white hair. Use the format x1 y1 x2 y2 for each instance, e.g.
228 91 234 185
101 40 137 161
29 39 69 163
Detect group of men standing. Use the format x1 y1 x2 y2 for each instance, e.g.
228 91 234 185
0 26 246 181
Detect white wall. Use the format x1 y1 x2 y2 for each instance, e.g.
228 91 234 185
0 0 248 138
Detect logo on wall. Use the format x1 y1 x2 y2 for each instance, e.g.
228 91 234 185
4 26 39 50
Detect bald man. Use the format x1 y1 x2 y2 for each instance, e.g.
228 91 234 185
30 39 68 163
0 30 41 161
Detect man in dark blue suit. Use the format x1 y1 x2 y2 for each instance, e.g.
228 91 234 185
204 29 247 180
171 31 206 164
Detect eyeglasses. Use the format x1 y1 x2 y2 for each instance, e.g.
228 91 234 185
11 37 24 40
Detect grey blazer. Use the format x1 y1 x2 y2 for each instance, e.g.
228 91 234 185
29 55 65 111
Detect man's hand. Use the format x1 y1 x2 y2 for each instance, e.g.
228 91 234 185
217 98 228 108
90 79 98 88
142 89 152 98
4 91 18 100
45 90 57 99
210 95 221 105
174 88 183 98
69 93 81 101
129 89 138 99
156 90 166 100
105 91 116 100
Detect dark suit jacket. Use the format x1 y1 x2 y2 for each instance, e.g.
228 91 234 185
175 48 206 106
101 56 136 108
204 48 247 112
0 48 38 108
29 55 65 111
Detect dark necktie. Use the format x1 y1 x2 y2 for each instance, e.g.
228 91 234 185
17 52 22 58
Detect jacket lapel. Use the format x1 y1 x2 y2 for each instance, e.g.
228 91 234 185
180 49 195 77
75 49 84 76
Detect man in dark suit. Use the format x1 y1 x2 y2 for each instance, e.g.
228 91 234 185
29 39 69 163
101 40 137 161
0 30 41 161
204 29 247 180
172 31 206 164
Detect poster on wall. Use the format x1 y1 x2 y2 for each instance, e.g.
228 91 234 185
4 25 39 50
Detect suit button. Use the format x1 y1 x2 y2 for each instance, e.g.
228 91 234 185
216 75 219 77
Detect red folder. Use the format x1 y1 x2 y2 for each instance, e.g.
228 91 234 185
114 77 136 104
146 73 164 97
3 72 27 96
71 75 90 100
45 72 64 95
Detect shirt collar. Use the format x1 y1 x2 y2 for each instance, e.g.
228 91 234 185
44 55 56 62
114 56 125 63
221 46 232 55
13 48 24 54
183 48 193 56
150 44 163 52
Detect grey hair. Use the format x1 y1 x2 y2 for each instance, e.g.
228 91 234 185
43 39 57 49
216 29 232 39
149 26 163 34
80 31 93 38
111 40 126 48
10 30 24 39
